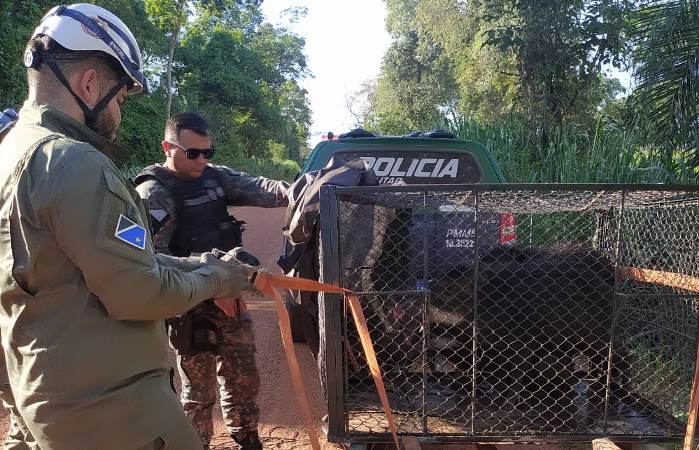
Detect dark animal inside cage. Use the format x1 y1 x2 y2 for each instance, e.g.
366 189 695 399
465 246 626 430
351 244 634 432
332 187 699 439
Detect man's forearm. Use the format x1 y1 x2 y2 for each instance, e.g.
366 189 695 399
155 253 202 272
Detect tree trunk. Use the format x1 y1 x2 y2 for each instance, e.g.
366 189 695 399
165 17 181 118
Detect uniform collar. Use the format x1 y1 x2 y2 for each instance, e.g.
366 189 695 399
18 101 125 163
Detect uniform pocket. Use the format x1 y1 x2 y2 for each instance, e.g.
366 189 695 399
1 214 36 297
94 169 153 266
104 170 142 220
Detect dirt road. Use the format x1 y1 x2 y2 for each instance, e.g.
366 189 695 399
213 206 335 449
0 206 338 450
0 207 559 450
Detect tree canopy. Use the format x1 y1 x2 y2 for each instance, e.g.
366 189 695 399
358 0 697 182
0 0 309 179
364 0 631 134
2 1 697 182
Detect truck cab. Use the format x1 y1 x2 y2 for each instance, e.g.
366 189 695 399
301 128 506 186
299 128 516 276
285 128 515 345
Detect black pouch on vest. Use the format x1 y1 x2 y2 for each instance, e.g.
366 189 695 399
220 217 246 250
167 314 193 355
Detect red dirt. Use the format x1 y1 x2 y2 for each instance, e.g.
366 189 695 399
0 207 340 450
0 206 566 450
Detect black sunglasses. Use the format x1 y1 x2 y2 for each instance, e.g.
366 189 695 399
169 142 216 160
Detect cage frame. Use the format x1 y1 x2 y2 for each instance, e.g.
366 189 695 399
318 183 699 445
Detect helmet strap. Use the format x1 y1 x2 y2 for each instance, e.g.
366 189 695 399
43 53 130 130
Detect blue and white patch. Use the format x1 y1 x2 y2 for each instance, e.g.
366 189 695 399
114 214 146 250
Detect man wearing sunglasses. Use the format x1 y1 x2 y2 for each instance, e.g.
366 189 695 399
135 112 289 450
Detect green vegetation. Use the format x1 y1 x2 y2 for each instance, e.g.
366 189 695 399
629 0 699 158
445 116 688 183
2 1 697 183
0 0 309 180
629 345 692 420
356 0 698 184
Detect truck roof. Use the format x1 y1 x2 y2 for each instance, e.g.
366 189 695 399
302 134 507 183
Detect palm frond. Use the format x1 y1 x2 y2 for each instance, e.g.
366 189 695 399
630 0 699 160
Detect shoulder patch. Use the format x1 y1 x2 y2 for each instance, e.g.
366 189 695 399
149 209 168 222
114 214 146 250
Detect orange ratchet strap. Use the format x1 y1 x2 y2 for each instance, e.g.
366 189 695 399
253 272 400 450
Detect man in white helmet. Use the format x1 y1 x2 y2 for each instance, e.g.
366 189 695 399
0 4 259 450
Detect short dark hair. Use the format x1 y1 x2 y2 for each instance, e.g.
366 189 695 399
26 36 125 91
165 112 210 141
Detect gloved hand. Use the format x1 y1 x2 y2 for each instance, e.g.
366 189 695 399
199 252 256 299
212 247 260 267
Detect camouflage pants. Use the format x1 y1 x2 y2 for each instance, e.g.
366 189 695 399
175 309 260 449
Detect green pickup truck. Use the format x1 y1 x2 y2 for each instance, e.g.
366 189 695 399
285 128 516 343
300 128 507 186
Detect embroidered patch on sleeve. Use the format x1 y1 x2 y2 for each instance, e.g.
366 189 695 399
114 214 146 250
149 209 168 222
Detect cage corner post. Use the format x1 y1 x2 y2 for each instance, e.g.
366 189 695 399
603 190 627 433
470 190 481 435
683 338 699 450
421 190 430 435
320 184 346 439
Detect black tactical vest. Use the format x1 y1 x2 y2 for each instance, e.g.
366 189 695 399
135 165 244 257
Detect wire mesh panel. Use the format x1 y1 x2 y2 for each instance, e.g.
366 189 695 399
319 184 699 443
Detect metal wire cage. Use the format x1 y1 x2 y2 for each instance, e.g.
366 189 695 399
317 184 699 444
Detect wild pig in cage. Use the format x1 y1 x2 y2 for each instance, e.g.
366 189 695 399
317 184 699 444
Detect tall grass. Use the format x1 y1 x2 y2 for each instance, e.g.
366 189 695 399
444 117 697 184
228 156 301 181
120 157 300 182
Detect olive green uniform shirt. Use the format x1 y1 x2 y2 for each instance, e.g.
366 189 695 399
0 102 238 450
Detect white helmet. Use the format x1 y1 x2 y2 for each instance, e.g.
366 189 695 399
27 3 147 95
